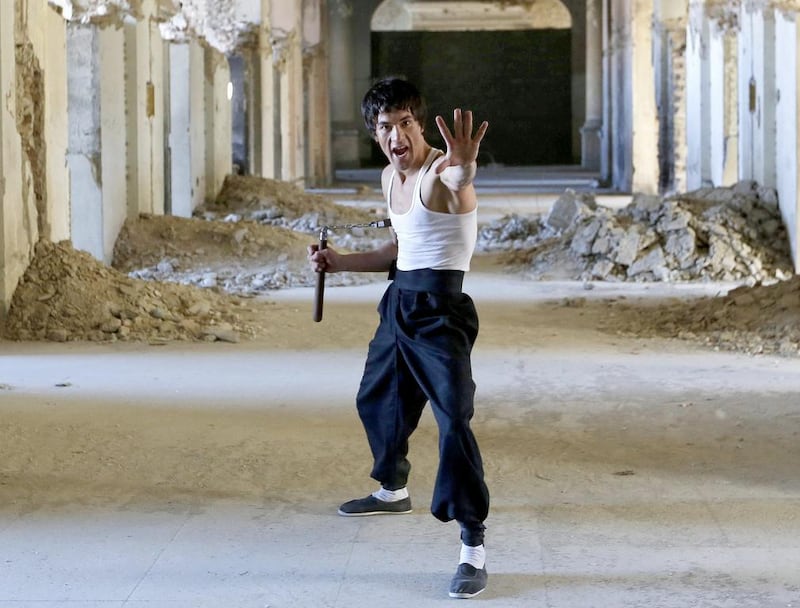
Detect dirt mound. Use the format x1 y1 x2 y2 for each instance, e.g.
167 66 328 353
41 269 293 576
202 174 379 230
112 214 316 296
599 274 800 357
3 240 267 344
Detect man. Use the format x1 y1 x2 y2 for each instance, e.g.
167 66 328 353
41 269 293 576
308 77 490 599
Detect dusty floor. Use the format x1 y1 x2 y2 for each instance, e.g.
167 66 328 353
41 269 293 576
2 251 800 606
2 178 800 605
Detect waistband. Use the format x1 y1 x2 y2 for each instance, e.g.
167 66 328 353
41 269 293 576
393 268 464 294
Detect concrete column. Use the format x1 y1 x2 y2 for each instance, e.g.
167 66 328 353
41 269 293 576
686 3 703 189
329 2 360 168
127 0 166 217
687 6 726 190
774 9 799 272
570 2 587 164
99 26 127 263
581 0 603 170
39 6 69 242
258 0 276 178
722 30 739 185
66 25 103 259
600 0 611 183
606 0 634 191
189 40 206 209
631 0 658 194
275 0 305 185
205 48 232 200
0 0 5 318
737 6 776 189
667 25 688 194
305 0 332 187
707 20 725 187
169 43 192 217
738 7 755 181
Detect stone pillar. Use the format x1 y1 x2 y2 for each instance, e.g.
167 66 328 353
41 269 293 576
600 0 611 184
169 43 193 218
722 30 738 186
66 25 103 259
39 6 69 242
328 2 360 168
189 40 206 209
99 25 127 263
258 0 276 178
581 0 603 170
205 48 232 201
685 3 703 190
607 0 635 191
774 9 799 272
630 0 658 194
737 5 777 189
687 4 726 190
126 1 166 217
305 0 332 186
275 0 305 186
793 10 800 273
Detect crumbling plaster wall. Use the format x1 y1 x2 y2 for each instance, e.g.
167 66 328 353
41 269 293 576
0 1 69 321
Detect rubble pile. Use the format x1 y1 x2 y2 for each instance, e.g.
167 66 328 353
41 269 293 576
112 214 317 296
3 240 264 344
111 175 393 296
480 182 794 285
202 174 378 232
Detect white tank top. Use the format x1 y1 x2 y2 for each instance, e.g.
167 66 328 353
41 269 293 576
387 148 478 272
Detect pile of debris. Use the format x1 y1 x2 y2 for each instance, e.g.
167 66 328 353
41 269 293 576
480 181 794 285
113 176 392 296
112 214 315 296
603 273 800 357
3 240 264 343
202 174 380 233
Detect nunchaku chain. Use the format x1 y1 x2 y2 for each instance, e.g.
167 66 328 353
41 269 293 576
313 218 392 322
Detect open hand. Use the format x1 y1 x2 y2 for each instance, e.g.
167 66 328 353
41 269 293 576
434 108 489 174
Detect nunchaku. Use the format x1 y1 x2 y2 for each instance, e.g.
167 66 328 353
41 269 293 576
313 218 392 322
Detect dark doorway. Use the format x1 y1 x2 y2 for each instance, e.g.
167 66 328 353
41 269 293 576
370 29 572 167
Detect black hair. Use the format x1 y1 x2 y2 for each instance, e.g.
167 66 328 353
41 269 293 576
360 77 427 138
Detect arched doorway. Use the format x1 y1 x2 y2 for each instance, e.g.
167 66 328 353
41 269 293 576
369 0 573 167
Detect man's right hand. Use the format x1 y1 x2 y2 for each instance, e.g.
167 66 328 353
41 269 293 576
308 244 340 273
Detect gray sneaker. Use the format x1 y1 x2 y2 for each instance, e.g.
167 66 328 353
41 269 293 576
337 494 412 516
448 563 488 599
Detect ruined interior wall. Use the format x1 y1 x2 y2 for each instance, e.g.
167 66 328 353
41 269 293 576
664 18 688 194
1 2 45 319
774 8 800 270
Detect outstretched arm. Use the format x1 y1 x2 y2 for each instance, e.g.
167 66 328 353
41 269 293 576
434 108 489 191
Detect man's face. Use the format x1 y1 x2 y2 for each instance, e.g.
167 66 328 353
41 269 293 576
374 109 425 171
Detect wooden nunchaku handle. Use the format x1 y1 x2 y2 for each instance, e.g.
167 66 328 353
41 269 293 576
313 230 327 322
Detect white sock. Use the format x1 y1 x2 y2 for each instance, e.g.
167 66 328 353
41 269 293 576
372 486 409 502
459 543 486 569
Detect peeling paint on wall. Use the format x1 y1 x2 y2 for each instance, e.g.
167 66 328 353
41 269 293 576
48 0 143 23
160 0 258 55
14 39 47 238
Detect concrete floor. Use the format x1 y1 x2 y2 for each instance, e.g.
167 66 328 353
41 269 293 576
3 268 800 607
2 179 800 606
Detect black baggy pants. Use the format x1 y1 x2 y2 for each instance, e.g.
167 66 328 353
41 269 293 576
355 269 490 545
